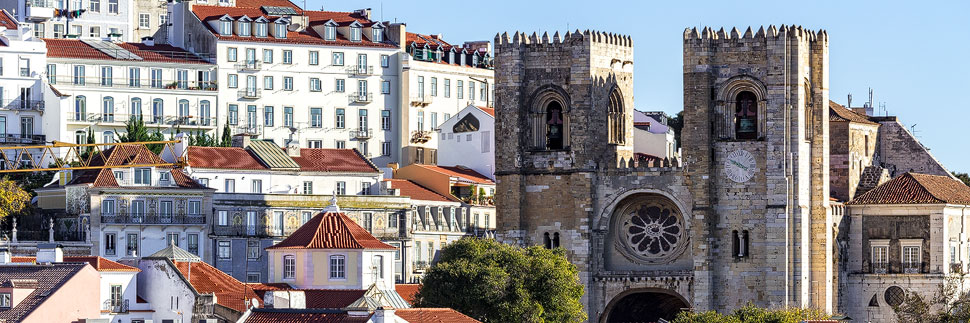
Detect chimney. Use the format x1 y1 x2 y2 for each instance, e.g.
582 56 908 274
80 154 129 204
372 307 397 323
232 133 253 149
353 8 371 20
0 249 10 264
285 140 301 157
36 244 63 263
387 23 406 49
141 36 155 46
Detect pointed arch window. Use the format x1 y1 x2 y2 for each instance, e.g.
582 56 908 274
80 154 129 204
531 89 569 150
735 91 758 140
608 89 624 144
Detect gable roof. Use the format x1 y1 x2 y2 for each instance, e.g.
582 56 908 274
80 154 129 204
414 164 494 185
248 140 301 170
0 9 17 31
384 179 455 202
267 211 396 250
848 172 970 205
187 146 268 170
43 39 211 64
291 149 379 173
172 260 260 313
149 243 203 262
65 145 203 189
829 101 878 125
476 106 494 117
11 256 139 272
0 263 88 322
243 309 371 323
395 308 481 323
187 145 378 173
394 284 420 305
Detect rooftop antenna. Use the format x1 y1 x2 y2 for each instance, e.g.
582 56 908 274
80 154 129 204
868 88 874 108
847 93 852 108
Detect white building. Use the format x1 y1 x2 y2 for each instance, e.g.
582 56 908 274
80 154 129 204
397 31 493 166
1 0 135 41
436 104 494 180
633 110 678 161
167 0 402 166
0 11 55 167
44 37 218 150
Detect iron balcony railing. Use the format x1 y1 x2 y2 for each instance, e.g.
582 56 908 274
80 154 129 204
53 75 216 91
903 262 920 274
871 262 888 274
234 60 262 71
0 134 46 145
239 88 261 99
103 299 128 313
0 99 44 111
352 128 372 139
101 213 206 225
349 92 373 103
347 65 374 76
212 223 289 237
410 95 433 106
66 113 216 127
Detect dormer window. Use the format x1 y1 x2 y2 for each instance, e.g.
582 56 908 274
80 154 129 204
274 21 287 39
448 51 454 64
371 27 383 42
219 18 233 36
255 21 267 37
350 26 361 42
238 17 252 37
324 25 336 41
472 54 479 67
159 171 170 182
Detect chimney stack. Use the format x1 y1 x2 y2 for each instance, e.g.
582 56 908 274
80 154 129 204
0 249 11 264
232 133 253 149
285 140 301 157
37 244 63 263
372 307 398 323
141 36 155 46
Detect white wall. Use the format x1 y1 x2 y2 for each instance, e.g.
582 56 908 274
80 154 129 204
436 105 494 179
99 271 154 322
0 24 49 165
7 0 134 41
187 168 382 195
138 259 199 323
633 127 676 159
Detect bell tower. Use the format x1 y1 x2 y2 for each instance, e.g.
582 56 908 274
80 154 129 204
682 25 833 312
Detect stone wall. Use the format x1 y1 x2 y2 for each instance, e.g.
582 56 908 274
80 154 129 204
875 117 953 178
829 120 879 202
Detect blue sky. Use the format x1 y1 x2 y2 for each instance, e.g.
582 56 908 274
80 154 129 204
310 0 970 173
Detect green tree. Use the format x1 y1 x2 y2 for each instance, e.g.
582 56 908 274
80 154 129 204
672 304 825 323
893 276 970 323
954 172 970 188
114 116 165 154
5 171 56 196
0 178 31 220
669 111 684 149
220 120 232 147
415 238 586 323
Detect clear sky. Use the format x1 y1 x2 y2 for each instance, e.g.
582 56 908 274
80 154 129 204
309 0 970 173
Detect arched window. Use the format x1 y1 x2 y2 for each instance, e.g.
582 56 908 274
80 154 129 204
74 96 86 121
735 91 758 140
178 99 190 119
543 232 551 249
732 229 749 259
75 130 86 144
200 100 211 126
151 99 163 124
608 89 624 144
553 232 560 248
546 101 565 149
130 98 142 120
102 96 115 122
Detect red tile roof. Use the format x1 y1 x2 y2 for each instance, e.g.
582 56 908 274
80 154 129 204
291 149 379 173
0 263 89 322
65 256 139 272
394 284 420 305
190 5 395 48
243 309 370 323
415 164 494 185
247 284 366 309
849 172 970 205
66 145 204 189
829 101 878 125
267 211 396 250
395 308 481 323
173 260 260 313
187 146 267 170
234 0 299 8
0 9 18 31
476 106 494 117
43 39 212 64
406 32 454 49
247 282 293 291
384 179 455 202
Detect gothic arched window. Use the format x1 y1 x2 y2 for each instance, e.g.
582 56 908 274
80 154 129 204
543 232 552 249
545 101 565 149
608 90 624 144
735 91 758 140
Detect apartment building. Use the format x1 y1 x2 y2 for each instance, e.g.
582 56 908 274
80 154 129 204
0 10 54 167
396 30 493 166
167 0 402 166
44 38 218 148
436 105 495 180
1 0 134 41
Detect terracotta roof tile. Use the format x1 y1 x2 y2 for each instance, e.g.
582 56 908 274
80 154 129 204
234 0 299 8
848 172 970 205
414 164 494 185
476 106 494 117
247 282 293 291
64 256 139 272
247 285 366 309
394 284 420 305
44 39 211 64
267 212 396 250
0 263 88 322
173 260 259 313
384 179 455 202
187 146 267 170
66 145 204 189
0 9 17 31
291 149 379 173
191 6 395 48
244 309 370 323
829 101 878 125
395 308 481 323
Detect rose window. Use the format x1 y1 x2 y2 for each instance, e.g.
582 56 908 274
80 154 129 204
618 198 686 262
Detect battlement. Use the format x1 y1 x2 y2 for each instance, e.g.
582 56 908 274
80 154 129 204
494 30 633 48
683 25 827 42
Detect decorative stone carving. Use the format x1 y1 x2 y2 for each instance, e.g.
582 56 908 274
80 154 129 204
614 196 687 264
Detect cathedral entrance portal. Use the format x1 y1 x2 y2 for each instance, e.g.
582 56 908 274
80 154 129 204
603 289 689 323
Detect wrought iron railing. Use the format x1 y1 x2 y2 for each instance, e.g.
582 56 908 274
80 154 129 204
349 92 373 103
101 213 206 225
347 65 374 76
0 134 46 145
0 99 44 111
903 262 921 274
211 223 288 237
872 262 888 274
234 60 262 71
52 75 216 91
103 299 128 313
66 113 216 127
239 88 261 99
352 128 372 139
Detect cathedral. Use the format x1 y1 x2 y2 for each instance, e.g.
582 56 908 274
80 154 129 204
493 26 966 322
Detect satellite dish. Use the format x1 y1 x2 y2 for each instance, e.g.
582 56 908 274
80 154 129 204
287 23 302 32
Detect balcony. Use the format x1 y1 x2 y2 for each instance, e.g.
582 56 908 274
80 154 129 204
0 134 46 145
903 262 920 274
235 60 262 72
349 92 373 104
52 75 217 91
871 262 888 274
1 99 45 112
66 113 216 127
347 65 374 76
410 95 433 106
103 299 128 314
212 223 289 238
25 1 55 20
101 213 206 225
352 128 372 139
239 88 261 99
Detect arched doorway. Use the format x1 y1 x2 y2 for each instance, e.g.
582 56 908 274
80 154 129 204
604 290 689 323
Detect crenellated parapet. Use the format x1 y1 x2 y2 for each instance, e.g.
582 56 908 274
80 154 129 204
494 29 633 48
683 25 828 50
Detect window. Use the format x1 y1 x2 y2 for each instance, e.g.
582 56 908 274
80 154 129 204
73 65 85 85
332 52 344 66
302 181 313 194
301 211 312 224
218 241 230 259
335 108 345 128
159 14 168 26
46 64 55 84
102 97 115 122
107 0 118 13
228 74 238 88
282 50 292 64
239 21 251 36
430 112 438 130
309 51 319 65
166 233 179 247
225 179 235 192
262 49 273 63
381 141 391 156
324 25 336 41
139 13 149 28
457 80 464 99
126 233 138 256
735 91 758 140
469 81 475 100
431 77 437 96
18 58 29 77
329 255 345 279
362 212 373 231
381 54 389 68
176 69 188 89
151 99 163 124
263 76 273 90
218 210 228 226
227 47 237 62
177 99 189 119
102 199 115 215
358 109 368 129
90 0 100 11
417 76 424 97
200 100 211 126
251 179 262 193
247 105 257 128
247 241 259 259
545 101 565 150
282 76 293 91
417 111 424 131
444 79 451 97
274 22 287 39
1 293 12 308
150 68 162 88
247 273 260 283
128 67 140 87
335 79 345 92
263 106 274 127
336 181 346 195
871 244 888 273
134 168 150 185
33 23 44 38
104 233 117 255
481 82 487 100
361 182 371 195
228 104 238 125
608 89 624 144
381 80 390 94
373 255 384 279
89 26 101 38
283 255 296 279
53 24 64 38
381 110 391 130
310 108 322 128
255 22 267 37
335 140 345 149
310 78 322 92
903 244 921 274
350 27 361 42
308 140 322 148
372 27 383 42
284 107 293 127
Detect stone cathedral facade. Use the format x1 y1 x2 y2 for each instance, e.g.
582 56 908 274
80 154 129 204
493 26 837 322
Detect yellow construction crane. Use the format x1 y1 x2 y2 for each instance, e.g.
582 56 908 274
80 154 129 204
0 140 186 173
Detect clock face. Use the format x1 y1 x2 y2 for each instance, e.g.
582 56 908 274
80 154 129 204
724 149 757 183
